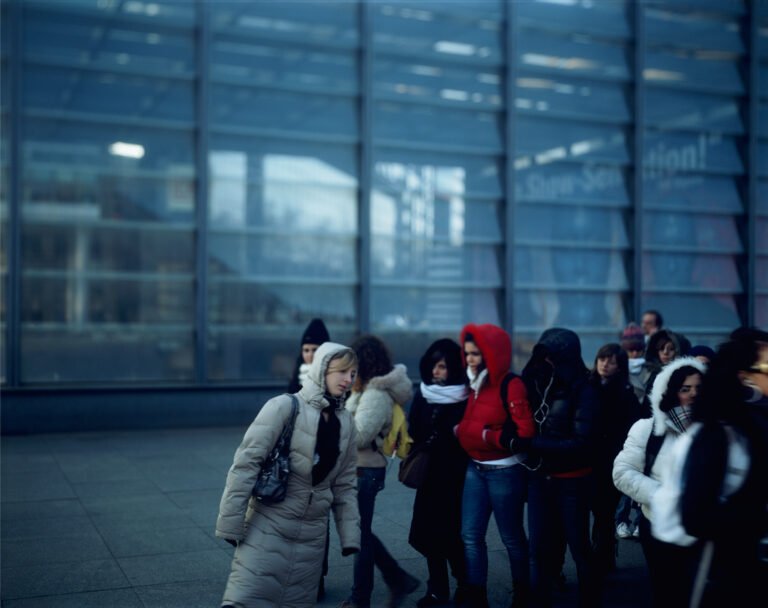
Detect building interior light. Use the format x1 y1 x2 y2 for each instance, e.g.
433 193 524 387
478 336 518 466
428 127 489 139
109 142 145 159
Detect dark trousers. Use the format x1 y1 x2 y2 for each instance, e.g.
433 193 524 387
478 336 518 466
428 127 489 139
528 472 598 608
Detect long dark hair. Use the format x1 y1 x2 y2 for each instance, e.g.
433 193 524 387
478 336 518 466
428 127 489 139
659 365 701 413
590 343 629 385
350 334 393 388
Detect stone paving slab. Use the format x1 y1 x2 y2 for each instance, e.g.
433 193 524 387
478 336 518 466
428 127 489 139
1 427 649 607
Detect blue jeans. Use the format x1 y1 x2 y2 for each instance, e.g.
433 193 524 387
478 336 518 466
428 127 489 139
460 462 529 588
615 494 640 528
350 467 407 605
528 472 597 608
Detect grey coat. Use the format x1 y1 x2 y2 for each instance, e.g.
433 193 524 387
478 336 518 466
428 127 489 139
216 342 360 607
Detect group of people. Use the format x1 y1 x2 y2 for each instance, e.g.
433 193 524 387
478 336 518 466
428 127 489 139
214 314 768 608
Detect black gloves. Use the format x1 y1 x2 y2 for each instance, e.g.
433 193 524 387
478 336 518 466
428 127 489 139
499 418 519 451
341 547 359 557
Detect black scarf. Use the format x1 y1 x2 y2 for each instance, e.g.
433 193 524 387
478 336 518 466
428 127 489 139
312 396 341 486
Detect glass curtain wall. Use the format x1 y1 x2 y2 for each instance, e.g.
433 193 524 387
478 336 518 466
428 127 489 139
205 1 360 381
17 0 198 383
368 1 506 364
1 0 764 390
511 0 632 364
640 0 747 346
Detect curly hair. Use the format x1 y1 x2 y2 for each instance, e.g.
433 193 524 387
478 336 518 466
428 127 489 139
350 334 393 388
659 365 701 413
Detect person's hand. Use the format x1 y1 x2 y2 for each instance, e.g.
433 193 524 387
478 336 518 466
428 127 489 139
341 547 359 556
225 539 238 548
453 424 460 437
499 418 518 451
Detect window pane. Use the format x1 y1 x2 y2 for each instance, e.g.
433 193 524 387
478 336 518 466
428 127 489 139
643 132 744 175
25 65 194 123
646 89 744 134
210 39 357 94
371 2 503 65
373 101 502 152
515 164 630 206
516 118 630 165
645 50 743 94
516 248 629 289
518 30 630 81
645 8 744 53
643 213 743 254
514 290 626 331
517 0 630 39
211 85 357 137
372 287 501 331
516 76 630 123
516 205 630 248
642 254 742 290
641 293 741 331
644 174 743 214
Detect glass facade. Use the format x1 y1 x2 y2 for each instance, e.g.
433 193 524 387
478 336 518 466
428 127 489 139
1 0 766 390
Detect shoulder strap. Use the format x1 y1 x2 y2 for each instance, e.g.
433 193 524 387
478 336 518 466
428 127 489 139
276 394 300 457
644 431 665 476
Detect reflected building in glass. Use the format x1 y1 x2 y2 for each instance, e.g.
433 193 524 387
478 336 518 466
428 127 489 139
2 0 766 431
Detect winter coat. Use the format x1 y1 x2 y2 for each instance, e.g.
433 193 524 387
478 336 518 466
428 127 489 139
456 323 535 461
612 357 706 522
346 364 413 468
408 339 469 557
216 342 360 608
521 327 599 475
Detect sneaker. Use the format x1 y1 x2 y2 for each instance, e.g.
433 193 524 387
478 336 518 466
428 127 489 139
616 523 631 539
632 526 640 538
387 573 420 608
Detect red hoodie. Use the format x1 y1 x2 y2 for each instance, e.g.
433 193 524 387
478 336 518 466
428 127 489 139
456 323 535 461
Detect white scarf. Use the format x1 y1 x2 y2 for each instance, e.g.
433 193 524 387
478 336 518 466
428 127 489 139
628 357 645 375
420 382 470 404
467 367 488 398
298 362 311 387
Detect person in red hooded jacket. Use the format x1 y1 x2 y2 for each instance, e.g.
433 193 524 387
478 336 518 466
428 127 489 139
455 323 535 608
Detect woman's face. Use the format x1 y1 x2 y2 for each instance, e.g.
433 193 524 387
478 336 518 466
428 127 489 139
658 341 677 365
464 341 483 374
677 373 702 407
597 355 619 379
325 362 357 397
432 358 448 384
741 344 768 397
302 343 320 365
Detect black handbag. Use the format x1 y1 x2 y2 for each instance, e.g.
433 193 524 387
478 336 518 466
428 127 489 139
398 407 438 489
252 394 299 505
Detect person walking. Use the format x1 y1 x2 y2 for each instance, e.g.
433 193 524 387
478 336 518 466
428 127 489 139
511 328 599 608
455 323 535 608
408 338 471 607
587 343 644 572
612 356 706 608
216 342 361 608
658 328 768 607
342 334 419 608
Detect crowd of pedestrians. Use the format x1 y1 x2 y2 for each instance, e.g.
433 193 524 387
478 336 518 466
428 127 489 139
215 314 767 608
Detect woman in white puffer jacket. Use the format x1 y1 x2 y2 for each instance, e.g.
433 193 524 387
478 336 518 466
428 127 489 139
612 356 705 608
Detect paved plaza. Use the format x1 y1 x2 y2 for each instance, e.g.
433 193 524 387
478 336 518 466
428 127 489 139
1 427 649 607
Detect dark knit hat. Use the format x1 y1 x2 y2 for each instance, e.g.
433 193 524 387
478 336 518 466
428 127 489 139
620 323 645 352
301 318 330 346
689 345 716 362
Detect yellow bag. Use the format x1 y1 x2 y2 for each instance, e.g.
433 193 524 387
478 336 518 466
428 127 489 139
382 403 413 459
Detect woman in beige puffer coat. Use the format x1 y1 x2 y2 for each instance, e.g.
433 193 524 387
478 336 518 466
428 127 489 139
216 342 361 608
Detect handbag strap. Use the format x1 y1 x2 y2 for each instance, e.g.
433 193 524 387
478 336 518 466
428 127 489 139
274 394 300 457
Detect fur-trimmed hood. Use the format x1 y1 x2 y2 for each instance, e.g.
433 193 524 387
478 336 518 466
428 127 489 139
648 356 707 436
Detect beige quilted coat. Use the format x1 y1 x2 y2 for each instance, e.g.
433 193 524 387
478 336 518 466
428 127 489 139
216 342 361 607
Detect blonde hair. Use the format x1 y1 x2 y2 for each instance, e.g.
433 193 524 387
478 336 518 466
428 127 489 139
326 349 358 374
